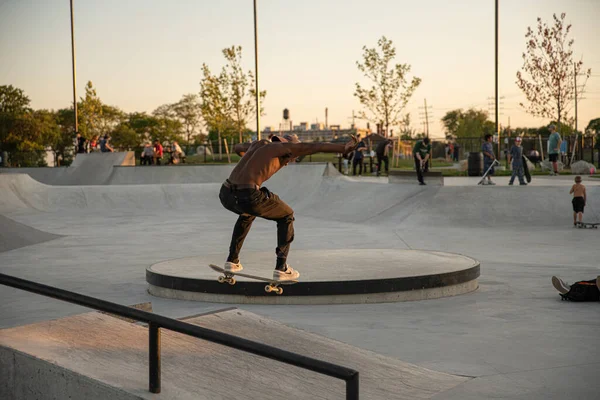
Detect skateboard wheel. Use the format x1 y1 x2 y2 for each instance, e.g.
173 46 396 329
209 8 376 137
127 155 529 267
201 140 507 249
277 287 283 295
265 285 272 293
228 278 236 285
217 276 225 283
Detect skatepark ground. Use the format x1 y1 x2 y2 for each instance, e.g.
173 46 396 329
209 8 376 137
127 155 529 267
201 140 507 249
1 155 599 399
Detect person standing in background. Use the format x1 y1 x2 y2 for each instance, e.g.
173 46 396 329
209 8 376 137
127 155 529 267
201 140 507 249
547 124 562 175
413 137 431 186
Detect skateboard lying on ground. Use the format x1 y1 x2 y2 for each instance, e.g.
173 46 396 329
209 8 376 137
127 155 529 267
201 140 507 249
522 155 532 183
576 222 599 229
208 264 298 295
478 159 500 185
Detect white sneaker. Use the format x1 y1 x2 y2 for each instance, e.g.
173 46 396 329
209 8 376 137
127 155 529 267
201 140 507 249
488 180 496 185
223 261 243 273
273 265 300 281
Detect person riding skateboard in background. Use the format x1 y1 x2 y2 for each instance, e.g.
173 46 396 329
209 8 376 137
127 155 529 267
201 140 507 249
220 135 359 281
481 134 496 185
508 137 527 186
570 175 587 227
413 137 431 185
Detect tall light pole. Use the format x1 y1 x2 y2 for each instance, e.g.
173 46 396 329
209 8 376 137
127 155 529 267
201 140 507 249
70 0 78 135
495 0 500 157
253 0 261 140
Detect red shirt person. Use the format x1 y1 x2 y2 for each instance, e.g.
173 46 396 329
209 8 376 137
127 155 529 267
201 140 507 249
153 140 164 165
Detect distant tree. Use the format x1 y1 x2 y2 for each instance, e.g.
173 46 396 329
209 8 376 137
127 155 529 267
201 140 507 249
441 109 494 139
516 13 591 128
33 109 71 166
98 104 125 138
110 123 139 150
52 108 77 166
0 85 31 114
128 112 158 140
586 118 600 135
587 118 600 150
78 81 103 139
151 105 183 144
200 64 234 158
221 46 266 143
354 36 421 136
172 93 203 148
0 85 45 166
398 113 418 140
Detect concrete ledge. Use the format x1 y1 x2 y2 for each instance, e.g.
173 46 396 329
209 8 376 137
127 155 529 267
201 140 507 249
389 170 444 185
148 279 479 305
0 310 469 399
146 249 480 304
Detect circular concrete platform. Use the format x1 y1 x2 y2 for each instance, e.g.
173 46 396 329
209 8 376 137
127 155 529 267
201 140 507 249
146 249 480 305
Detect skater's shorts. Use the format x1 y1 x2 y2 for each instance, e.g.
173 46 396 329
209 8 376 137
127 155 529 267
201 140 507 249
572 196 585 213
549 153 559 162
484 160 495 175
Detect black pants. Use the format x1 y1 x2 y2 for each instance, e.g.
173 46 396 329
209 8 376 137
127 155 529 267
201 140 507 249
219 184 294 269
377 155 389 175
353 158 364 175
414 156 428 183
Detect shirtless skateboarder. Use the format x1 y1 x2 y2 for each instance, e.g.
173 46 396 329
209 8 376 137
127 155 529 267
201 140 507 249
219 134 358 281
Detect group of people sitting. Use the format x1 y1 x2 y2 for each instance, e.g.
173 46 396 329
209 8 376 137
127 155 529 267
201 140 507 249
140 140 185 165
76 133 114 153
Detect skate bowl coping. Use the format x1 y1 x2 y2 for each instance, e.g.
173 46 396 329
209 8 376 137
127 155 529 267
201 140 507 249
0 272 360 399
388 170 444 185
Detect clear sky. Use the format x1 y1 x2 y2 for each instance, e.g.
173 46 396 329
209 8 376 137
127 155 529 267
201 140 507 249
1 0 599 138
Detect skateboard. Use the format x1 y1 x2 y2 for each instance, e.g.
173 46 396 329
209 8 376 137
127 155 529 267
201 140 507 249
478 159 500 185
576 222 599 229
522 155 532 183
208 264 298 295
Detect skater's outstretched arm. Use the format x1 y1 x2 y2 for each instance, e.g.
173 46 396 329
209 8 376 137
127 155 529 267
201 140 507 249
234 143 252 156
270 136 358 158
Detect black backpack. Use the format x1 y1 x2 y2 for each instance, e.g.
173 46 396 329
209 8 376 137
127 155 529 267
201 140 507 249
560 281 600 302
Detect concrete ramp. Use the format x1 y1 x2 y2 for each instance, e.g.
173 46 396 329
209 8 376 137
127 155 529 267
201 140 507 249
0 309 468 400
0 214 62 253
0 152 135 185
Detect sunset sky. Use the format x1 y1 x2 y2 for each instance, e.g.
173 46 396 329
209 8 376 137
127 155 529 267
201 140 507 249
1 0 599 138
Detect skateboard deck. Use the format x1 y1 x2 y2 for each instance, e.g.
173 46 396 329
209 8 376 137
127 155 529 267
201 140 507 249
576 222 599 229
522 156 532 183
209 264 298 295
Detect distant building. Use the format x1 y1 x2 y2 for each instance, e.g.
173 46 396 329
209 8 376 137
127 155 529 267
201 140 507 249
310 123 325 131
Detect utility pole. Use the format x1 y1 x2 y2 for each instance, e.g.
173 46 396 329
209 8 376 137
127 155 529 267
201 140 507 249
253 0 261 140
574 62 578 133
424 99 430 137
494 0 499 138
418 99 433 138
70 0 78 135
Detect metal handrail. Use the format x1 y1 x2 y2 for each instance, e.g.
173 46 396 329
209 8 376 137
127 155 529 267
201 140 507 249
0 272 359 399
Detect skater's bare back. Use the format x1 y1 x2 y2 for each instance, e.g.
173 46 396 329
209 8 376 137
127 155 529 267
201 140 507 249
228 138 357 187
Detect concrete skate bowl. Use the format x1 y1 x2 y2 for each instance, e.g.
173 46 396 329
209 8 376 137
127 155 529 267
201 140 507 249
0 214 62 253
0 151 135 186
2 165 597 228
